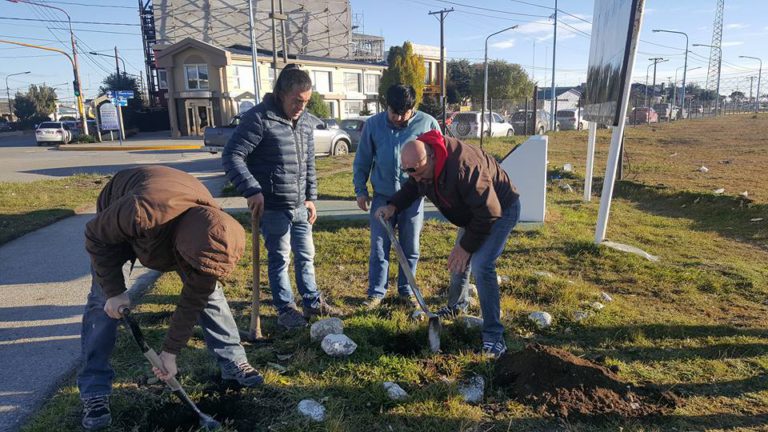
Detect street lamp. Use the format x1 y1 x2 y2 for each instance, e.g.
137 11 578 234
5 71 31 121
739 55 762 112
89 51 126 75
9 0 86 134
653 29 689 114
693 43 723 114
481 25 517 149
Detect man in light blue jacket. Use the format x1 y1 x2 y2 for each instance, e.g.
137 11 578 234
353 84 439 309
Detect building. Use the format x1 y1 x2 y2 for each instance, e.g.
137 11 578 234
537 86 583 112
155 38 385 137
411 43 446 100
351 33 385 63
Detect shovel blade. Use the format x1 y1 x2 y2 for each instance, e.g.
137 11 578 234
427 317 441 352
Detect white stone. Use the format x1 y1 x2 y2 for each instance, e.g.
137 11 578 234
458 316 484 329
590 302 605 311
458 375 485 404
714 188 725 194
383 382 408 400
310 317 344 342
411 310 426 321
740 191 749 198
751 218 764 222
698 166 709 173
528 311 553 329
534 271 554 279
297 399 326 422
600 291 614 303
563 163 573 172
573 311 590 322
321 334 357 357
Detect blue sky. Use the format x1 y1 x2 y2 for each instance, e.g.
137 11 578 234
1 0 766 102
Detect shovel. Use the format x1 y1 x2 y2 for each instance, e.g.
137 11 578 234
239 211 272 344
377 214 441 352
119 307 221 431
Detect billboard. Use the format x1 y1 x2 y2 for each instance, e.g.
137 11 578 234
583 0 644 126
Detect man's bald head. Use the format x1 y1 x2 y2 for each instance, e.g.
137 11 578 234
401 140 433 181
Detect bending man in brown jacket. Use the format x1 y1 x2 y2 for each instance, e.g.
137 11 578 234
78 166 262 431
376 130 520 359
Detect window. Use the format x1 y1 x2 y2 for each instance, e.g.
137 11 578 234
424 61 432 84
184 64 209 90
157 69 168 90
492 113 503 123
233 66 252 90
268 67 277 88
344 72 361 92
343 101 363 117
364 74 379 94
312 70 331 93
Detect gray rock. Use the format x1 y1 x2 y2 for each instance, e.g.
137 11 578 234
458 375 485 404
321 333 357 357
534 271 554 279
590 302 605 311
528 311 553 329
383 382 408 400
573 311 590 322
310 317 344 342
600 291 614 303
458 315 484 329
297 399 326 422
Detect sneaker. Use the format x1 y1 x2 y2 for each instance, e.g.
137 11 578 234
481 340 508 359
277 306 308 330
221 361 264 387
435 305 467 320
362 296 383 310
81 396 111 430
303 298 342 318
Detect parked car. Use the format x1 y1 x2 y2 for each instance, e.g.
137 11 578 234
339 116 370 150
448 111 514 139
35 121 72 145
509 110 559 135
556 108 588 130
652 103 679 121
627 107 659 124
0 121 13 132
203 114 353 156
322 118 340 129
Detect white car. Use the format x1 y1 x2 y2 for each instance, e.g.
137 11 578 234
556 109 588 131
35 121 72 145
449 111 514 139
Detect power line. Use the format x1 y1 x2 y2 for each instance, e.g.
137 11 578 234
556 9 591 24
0 16 139 26
35 0 136 9
434 0 550 18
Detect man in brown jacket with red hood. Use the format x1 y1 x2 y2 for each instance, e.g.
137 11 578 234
376 130 520 359
78 166 262 430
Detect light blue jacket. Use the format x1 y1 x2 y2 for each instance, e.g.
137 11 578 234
353 110 439 198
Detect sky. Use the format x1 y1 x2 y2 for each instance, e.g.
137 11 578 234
1 0 767 103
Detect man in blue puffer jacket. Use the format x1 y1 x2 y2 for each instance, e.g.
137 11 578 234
222 65 339 330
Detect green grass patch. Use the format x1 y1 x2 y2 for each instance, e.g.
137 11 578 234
0 174 107 245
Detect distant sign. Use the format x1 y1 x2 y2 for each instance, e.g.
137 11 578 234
111 98 128 107
117 90 134 99
99 103 119 130
583 0 644 126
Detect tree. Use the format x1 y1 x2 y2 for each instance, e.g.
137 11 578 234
446 59 473 104
12 93 37 122
418 94 442 118
378 41 426 107
730 90 745 101
27 84 58 117
470 60 534 106
306 92 330 118
101 73 144 128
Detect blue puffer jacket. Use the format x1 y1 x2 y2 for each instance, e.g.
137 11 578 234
222 94 317 210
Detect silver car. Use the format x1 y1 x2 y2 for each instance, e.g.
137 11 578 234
35 121 72 145
448 111 514 139
203 114 352 156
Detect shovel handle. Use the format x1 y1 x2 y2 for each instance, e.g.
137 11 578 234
249 212 263 339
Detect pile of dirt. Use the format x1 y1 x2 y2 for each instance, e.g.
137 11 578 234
494 343 680 418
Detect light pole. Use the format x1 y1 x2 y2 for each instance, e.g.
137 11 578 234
739 55 762 112
693 43 722 114
481 24 517 148
645 58 667 108
654 30 688 114
9 0 87 134
89 51 126 76
5 71 30 121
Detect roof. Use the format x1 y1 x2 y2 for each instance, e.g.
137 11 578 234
536 86 582 100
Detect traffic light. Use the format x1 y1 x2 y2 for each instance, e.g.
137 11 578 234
73 80 81 98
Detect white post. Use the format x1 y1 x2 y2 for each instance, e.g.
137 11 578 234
583 121 597 202
247 0 261 104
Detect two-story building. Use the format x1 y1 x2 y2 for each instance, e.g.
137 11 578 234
155 38 385 137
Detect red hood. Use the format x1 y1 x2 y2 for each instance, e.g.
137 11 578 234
417 129 448 180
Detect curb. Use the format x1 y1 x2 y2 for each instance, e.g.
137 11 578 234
57 144 203 151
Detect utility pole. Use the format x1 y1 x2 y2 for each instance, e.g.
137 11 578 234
248 0 262 104
114 46 125 143
428 8 453 135
550 0 558 131
645 57 666 109
749 76 755 106
269 0 288 81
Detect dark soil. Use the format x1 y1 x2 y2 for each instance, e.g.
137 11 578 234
494 343 681 418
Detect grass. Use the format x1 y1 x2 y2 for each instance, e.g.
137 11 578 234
22 115 768 431
0 174 107 245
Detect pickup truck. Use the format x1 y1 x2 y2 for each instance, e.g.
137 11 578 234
203 113 353 156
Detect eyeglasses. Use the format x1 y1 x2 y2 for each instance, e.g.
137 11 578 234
401 155 428 174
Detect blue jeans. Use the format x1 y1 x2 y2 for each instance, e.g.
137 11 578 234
77 267 248 399
261 205 319 313
368 194 424 299
446 200 520 343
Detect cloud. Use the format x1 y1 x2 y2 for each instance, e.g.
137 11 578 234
725 23 748 30
721 41 744 47
513 16 591 43
490 38 516 49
